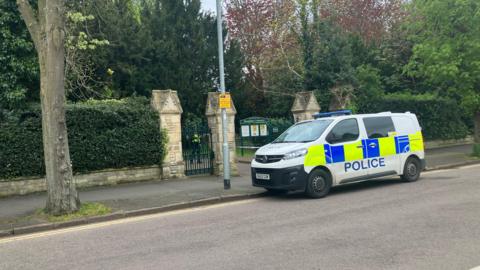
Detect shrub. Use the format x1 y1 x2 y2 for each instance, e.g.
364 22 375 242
473 144 480 158
357 93 469 140
0 97 166 179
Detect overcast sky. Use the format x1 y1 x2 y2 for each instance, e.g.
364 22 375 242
201 0 217 13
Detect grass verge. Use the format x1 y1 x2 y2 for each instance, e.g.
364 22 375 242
35 202 112 223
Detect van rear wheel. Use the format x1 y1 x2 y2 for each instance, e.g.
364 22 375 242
401 157 421 182
305 169 331 198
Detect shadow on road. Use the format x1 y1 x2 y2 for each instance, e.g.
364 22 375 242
262 177 406 201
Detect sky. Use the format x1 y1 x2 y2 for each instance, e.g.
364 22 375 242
201 0 217 13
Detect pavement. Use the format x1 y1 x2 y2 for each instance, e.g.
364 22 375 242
0 143 478 235
1 163 480 270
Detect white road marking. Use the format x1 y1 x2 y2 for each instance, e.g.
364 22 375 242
0 198 260 244
469 266 480 270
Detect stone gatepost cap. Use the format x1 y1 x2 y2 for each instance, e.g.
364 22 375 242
205 92 237 116
291 91 320 113
151 89 183 114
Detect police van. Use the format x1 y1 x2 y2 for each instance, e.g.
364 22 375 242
251 111 425 198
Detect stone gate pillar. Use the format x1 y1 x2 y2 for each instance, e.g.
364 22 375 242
291 91 321 123
206 92 239 176
151 90 185 179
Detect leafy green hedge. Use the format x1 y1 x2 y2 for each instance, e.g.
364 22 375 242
0 97 166 179
358 93 469 140
473 144 480 158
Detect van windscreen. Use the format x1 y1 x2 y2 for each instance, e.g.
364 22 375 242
273 120 333 143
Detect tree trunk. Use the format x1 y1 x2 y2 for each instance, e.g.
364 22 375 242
17 0 79 215
475 111 480 144
42 0 79 215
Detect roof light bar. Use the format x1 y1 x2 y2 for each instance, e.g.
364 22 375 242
313 110 352 119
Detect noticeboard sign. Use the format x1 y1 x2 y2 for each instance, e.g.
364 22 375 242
259 124 268 136
251 125 259 136
240 117 270 137
241 125 250 137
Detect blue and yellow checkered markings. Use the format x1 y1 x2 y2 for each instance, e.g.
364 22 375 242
325 144 345 164
304 145 326 167
395 136 410 154
363 139 380 158
304 132 424 167
409 131 424 152
344 141 363 161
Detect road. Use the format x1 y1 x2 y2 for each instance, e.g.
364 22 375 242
1 165 480 270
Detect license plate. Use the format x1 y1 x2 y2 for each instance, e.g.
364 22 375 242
256 173 270 180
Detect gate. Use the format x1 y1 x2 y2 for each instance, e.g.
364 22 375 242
182 122 214 176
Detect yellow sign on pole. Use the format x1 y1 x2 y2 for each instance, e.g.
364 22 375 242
219 93 231 109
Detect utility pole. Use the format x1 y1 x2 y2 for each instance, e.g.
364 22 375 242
216 0 230 189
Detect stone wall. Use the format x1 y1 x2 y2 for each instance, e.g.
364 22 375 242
0 166 162 197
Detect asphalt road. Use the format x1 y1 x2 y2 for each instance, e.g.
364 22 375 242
1 165 480 270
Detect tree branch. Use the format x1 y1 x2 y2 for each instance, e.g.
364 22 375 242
16 0 41 49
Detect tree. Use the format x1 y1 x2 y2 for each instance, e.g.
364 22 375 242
17 0 80 214
64 10 109 100
299 0 356 110
226 0 301 117
405 0 480 142
320 0 405 45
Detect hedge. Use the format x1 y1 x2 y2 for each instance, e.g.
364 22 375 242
358 93 469 140
0 97 167 179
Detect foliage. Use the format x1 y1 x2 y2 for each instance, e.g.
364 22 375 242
73 0 244 116
1 0 479 139
473 144 480 158
354 64 384 112
64 10 110 100
405 0 480 114
268 117 294 135
305 19 356 109
1 0 245 116
359 92 469 140
226 0 302 117
0 0 39 109
320 0 406 45
0 97 166 179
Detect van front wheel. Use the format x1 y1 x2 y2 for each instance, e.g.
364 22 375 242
305 169 331 198
401 157 421 182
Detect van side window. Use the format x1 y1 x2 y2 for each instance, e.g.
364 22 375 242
363 117 395 138
326 119 359 144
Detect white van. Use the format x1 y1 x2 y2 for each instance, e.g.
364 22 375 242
251 111 425 198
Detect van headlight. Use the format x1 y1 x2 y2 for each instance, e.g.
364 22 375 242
283 149 308 160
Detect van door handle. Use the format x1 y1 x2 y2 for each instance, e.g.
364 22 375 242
369 143 377 148
356 145 363 149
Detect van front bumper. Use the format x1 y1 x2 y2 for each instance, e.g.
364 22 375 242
251 165 308 191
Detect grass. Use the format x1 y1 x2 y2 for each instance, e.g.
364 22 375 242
35 202 112 223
